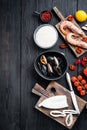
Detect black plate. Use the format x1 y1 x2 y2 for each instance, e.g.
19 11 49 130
34 51 68 80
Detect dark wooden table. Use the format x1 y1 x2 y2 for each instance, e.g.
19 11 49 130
0 0 87 130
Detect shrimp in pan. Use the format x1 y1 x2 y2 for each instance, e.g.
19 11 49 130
59 20 84 36
66 32 87 49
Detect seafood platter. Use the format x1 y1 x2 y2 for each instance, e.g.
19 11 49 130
32 7 87 129
53 7 87 57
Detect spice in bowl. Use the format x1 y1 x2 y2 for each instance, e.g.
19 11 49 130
40 10 52 23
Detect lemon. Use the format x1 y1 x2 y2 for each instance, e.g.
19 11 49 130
75 10 87 22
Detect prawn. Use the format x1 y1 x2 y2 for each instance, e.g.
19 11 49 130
59 20 84 36
66 32 87 49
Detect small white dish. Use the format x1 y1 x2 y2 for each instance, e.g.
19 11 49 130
33 24 58 49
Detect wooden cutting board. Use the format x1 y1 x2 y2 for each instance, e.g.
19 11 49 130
53 7 87 57
32 81 86 129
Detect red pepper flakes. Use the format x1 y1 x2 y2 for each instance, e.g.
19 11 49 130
75 47 82 54
69 64 76 71
41 11 52 23
59 43 67 49
74 59 81 65
67 15 74 21
82 36 87 42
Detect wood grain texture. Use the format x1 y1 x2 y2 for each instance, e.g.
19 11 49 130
0 0 21 130
0 0 87 130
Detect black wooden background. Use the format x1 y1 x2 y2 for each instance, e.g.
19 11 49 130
0 0 87 130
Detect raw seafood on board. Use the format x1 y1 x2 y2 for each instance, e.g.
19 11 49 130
32 82 86 129
59 20 87 49
53 7 87 57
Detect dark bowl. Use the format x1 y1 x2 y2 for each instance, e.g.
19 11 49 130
40 10 52 23
34 51 68 80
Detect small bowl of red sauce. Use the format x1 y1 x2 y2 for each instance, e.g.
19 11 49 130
40 10 52 23
33 10 52 23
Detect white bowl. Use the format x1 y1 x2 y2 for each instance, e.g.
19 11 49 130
33 24 58 49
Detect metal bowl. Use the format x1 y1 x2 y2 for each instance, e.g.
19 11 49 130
33 10 52 23
34 51 68 80
33 24 58 49
40 10 52 23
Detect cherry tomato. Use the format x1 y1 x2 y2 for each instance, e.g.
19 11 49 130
69 64 76 71
82 36 87 42
67 15 74 21
71 76 77 82
82 57 87 62
81 60 86 67
59 43 66 49
77 75 83 81
75 47 82 54
80 90 86 96
74 81 79 87
84 84 87 90
74 59 81 65
83 67 87 77
77 86 82 91
81 79 86 85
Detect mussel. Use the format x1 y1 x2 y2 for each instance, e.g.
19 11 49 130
38 62 47 75
53 56 60 67
38 54 63 77
47 56 54 64
53 66 62 76
47 63 53 75
40 55 47 65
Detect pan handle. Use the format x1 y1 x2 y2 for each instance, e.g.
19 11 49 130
53 6 65 21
